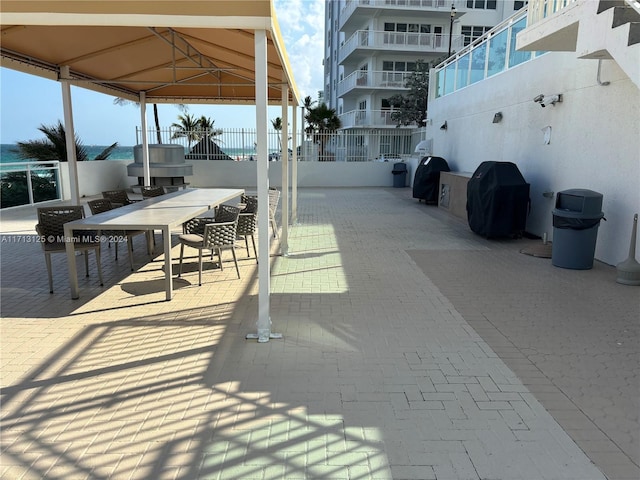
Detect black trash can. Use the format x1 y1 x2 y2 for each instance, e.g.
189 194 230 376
392 162 408 188
552 189 604 270
412 156 450 203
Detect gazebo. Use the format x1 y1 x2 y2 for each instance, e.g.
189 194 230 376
0 0 301 342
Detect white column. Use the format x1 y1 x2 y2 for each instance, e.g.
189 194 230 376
140 92 151 187
59 66 80 204
246 29 281 343
280 83 289 256
291 103 298 224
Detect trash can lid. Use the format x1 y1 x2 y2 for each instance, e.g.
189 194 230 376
556 189 603 216
553 208 604 219
557 188 602 198
392 162 407 171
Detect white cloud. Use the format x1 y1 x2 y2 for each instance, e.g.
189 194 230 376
274 0 325 103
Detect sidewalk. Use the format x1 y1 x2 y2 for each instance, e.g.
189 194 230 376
1 187 638 479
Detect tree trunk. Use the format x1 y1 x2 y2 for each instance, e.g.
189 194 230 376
153 104 162 143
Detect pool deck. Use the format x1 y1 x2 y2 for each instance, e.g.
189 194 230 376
1 187 638 479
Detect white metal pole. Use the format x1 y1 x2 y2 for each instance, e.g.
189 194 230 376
59 66 80 204
280 83 289 256
246 29 281 343
140 92 151 187
291 104 298 224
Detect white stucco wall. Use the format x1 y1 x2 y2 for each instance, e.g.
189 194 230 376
426 51 640 266
61 159 132 200
67 158 409 197
186 160 405 188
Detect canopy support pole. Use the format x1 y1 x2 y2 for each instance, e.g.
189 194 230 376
280 82 289 256
139 91 151 187
246 29 282 343
59 66 80 205
291 103 298 225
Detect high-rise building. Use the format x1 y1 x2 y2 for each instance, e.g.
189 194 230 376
324 0 526 156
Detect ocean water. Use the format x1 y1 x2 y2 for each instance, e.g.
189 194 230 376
0 144 255 164
0 144 137 164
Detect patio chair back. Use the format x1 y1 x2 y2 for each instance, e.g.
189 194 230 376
87 198 149 270
141 186 166 199
268 188 280 238
214 204 241 223
87 198 115 215
36 206 103 293
102 189 133 207
241 194 258 214
237 210 258 262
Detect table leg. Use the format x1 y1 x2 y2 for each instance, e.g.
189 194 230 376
64 224 79 299
163 226 173 300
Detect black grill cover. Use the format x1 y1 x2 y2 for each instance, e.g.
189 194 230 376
466 161 530 238
412 156 450 204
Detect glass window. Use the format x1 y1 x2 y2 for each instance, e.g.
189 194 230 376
469 42 487 84
467 0 496 9
382 61 394 71
514 1 527 10
435 68 445 98
487 29 507 77
397 24 407 32
456 52 470 89
444 62 456 95
473 26 486 37
508 17 531 67
396 62 406 71
384 23 395 32
461 25 492 46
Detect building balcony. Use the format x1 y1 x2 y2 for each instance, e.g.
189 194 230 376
340 0 463 31
339 109 414 128
337 70 412 96
339 30 465 64
516 0 581 52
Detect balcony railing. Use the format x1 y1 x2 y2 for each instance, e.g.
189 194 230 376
433 8 546 98
340 0 455 29
340 30 465 63
1 161 62 209
527 0 577 25
338 70 412 96
339 109 409 128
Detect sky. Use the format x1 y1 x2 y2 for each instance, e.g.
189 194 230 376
0 0 325 146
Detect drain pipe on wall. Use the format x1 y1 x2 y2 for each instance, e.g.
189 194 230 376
597 59 610 86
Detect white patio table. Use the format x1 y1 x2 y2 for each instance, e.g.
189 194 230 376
64 188 244 300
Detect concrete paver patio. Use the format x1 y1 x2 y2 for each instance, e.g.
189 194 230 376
1 187 638 479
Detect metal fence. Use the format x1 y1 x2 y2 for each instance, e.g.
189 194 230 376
1 161 62 209
136 127 425 162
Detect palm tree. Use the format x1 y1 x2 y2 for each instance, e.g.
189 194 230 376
302 95 316 111
12 121 117 162
304 104 341 161
171 113 202 148
271 117 283 131
198 116 223 142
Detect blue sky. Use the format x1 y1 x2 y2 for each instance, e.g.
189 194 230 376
0 0 325 146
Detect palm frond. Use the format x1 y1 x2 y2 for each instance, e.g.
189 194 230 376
94 142 119 160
